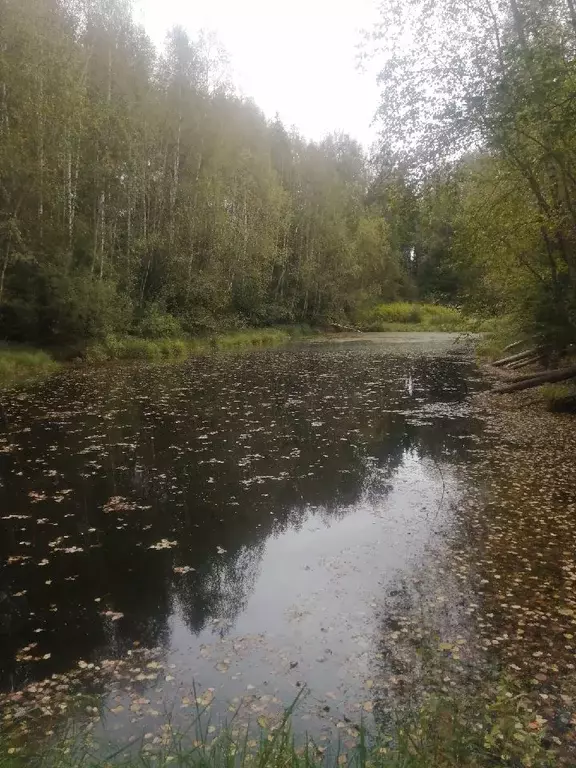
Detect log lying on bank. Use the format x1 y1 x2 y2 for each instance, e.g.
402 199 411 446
494 364 576 394
507 354 544 370
492 347 540 368
329 323 363 334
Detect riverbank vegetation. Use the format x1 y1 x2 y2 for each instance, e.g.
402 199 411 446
354 303 473 333
0 328 309 387
83 328 296 363
0 347 59 387
0 676 551 768
367 0 576 393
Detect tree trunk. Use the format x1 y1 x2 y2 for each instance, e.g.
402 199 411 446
494 365 576 393
566 0 576 35
170 117 181 249
506 355 543 370
492 347 540 367
99 189 106 279
0 245 10 306
38 73 44 241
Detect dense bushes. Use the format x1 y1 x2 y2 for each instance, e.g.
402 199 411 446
355 303 471 332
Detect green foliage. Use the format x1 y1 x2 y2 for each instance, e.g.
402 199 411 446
474 316 528 360
356 303 471 332
0 347 59 387
83 329 295 363
537 382 576 413
0 0 406 347
370 0 576 350
0 678 552 768
213 329 292 349
84 337 189 363
135 306 184 340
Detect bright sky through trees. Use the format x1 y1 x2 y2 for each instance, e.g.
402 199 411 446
137 0 380 145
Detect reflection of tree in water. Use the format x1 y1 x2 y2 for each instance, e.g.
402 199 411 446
0 345 484 689
367 446 490 734
176 542 265 635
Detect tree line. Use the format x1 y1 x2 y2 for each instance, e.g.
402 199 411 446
370 0 576 351
0 0 410 347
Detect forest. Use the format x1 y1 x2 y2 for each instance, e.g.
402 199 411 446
0 0 408 348
1 0 576 360
369 0 576 358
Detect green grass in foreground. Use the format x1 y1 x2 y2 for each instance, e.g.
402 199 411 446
0 346 59 388
0 681 553 768
84 328 307 363
355 303 475 333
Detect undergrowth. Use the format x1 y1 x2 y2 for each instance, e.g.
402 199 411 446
538 381 576 412
474 316 526 359
84 329 302 363
0 347 59 388
355 303 475 333
0 679 553 768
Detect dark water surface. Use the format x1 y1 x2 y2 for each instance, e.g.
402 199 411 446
0 334 487 740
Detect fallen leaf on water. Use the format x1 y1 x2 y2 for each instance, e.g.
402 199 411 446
149 539 177 550
102 611 124 621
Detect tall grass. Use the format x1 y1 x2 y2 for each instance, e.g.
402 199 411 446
355 303 474 333
0 347 59 387
85 337 189 363
0 680 552 768
84 329 300 363
213 329 292 349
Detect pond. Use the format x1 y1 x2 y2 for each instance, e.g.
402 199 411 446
0 333 487 746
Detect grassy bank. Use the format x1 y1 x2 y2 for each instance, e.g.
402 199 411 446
0 681 552 768
0 346 60 388
354 303 475 333
0 328 311 387
84 328 310 363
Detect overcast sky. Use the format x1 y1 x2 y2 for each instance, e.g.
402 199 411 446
136 0 381 146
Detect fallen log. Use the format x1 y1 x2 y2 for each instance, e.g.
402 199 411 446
329 323 363 334
506 355 544 371
492 347 540 368
494 365 576 394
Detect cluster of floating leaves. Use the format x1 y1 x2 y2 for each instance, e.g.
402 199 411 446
453 391 576 760
374 388 576 763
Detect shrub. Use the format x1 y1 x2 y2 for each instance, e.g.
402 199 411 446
136 305 183 339
355 303 471 332
158 339 187 358
0 347 59 387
